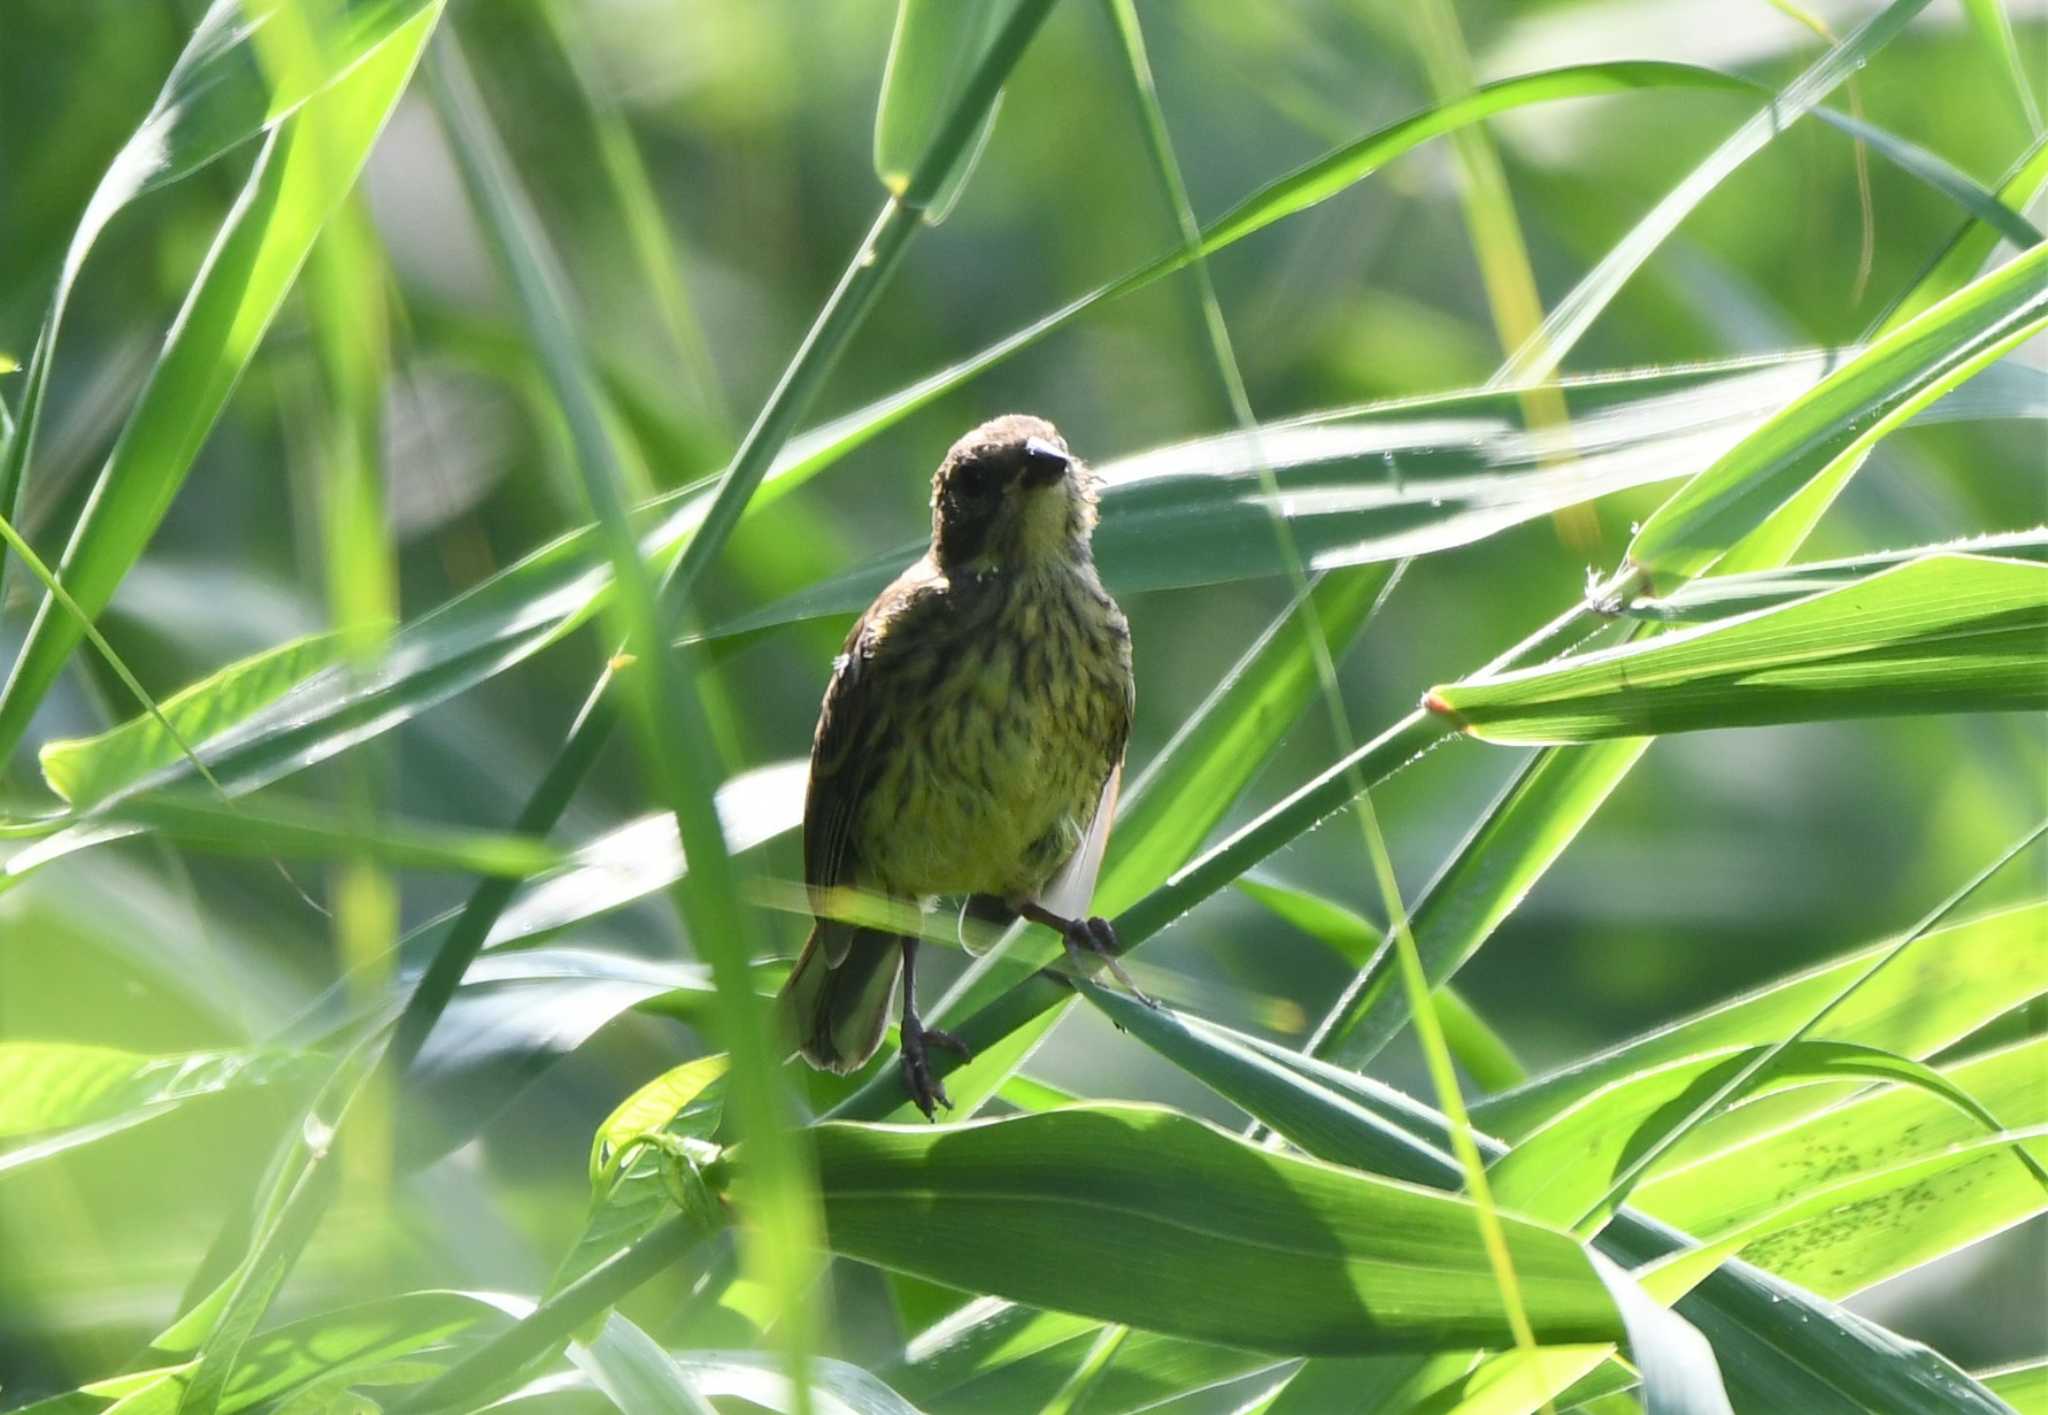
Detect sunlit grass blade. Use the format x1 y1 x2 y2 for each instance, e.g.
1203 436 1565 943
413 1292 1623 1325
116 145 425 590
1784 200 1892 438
1638 1036 2048 1298
0 1042 316 1142
1874 130 2048 333
84 790 565 877
35 630 348 807
1493 0 1931 387
1489 1039 2048 1234
1192 1019 2012 1414
0 0 438 537
1629 241 2048 582
1476 902 2046 1144
1427 554 2048 744
1625 529 2048 622
0 5 442 763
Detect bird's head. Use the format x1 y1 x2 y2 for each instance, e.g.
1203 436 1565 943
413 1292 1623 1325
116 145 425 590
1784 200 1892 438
929 414 1098 572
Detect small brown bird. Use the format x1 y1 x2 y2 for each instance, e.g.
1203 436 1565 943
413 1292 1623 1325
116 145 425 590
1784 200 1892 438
779 415 1135 1118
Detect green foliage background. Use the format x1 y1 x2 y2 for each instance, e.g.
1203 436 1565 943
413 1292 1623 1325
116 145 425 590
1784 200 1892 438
0 2 2042 1412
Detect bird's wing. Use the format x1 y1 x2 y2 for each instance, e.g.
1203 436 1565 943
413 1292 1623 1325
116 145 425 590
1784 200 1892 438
803 562 943 961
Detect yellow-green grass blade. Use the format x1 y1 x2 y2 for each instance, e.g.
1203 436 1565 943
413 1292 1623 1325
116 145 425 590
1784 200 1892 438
1638 1124 2048 1307
0 1043 317 1145
1637 1036 2048 1299
1488 1040 2048 1235
1427 554 2048 745
1629 241 2048 584
1960 0 2043 135
797 1104 1623 1356
35 631 349 809
1980 1358 2048 1413
1476 902 2047 1147
85 791 564 878
0 5 441 763
1626 530 2048 622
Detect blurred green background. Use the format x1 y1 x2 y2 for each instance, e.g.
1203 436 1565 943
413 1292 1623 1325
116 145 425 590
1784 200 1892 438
1 0 2042 1403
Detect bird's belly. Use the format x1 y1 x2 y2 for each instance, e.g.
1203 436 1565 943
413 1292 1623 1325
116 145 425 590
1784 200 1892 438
861 677 1113 902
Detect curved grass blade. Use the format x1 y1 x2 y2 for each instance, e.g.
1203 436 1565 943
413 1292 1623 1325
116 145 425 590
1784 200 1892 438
79 791 565 878
798 1103 1624 1356
1493 0 1932 387
1489 1040 2048 1234
36 631 349 808
1874 130 2048 334
1960 0 2043 135
874 0 1013 224
1172 1015 2010 1414
1637 1036 2048 1297
1639 1124 2048 1306
0 5 442 763
0 0 439 535
1628 241 2048 582
1427 554 2048 744
1477 902 2047 1144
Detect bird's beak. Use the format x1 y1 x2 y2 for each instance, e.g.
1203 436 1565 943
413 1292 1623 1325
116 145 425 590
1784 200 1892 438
1021 438 1072 488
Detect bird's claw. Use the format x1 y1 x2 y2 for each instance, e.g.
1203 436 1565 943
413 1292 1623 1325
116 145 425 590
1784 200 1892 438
900 1018 971 1121
1063 916 1159 1009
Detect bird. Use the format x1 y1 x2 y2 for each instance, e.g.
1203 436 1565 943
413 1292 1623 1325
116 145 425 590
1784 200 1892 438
777 414 1136 1119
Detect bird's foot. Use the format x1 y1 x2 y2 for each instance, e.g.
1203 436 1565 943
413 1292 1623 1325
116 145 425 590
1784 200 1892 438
1061 915 1159 1009
900 1015 971 1121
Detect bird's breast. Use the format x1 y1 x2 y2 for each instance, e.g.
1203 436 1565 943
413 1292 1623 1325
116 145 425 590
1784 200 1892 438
860 566 1130 902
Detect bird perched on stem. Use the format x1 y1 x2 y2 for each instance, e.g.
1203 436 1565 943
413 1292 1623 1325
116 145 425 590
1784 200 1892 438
779 415 1139 1118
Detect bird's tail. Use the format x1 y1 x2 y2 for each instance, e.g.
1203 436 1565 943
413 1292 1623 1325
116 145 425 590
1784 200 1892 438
778 921 904 1074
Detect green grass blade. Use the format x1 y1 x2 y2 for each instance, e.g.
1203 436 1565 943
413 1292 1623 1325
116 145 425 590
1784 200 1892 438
1306 739 1646 1072
1476 902 2046 1144
1873 130 2048 334
874 0 1013 224
1490 1039 2048 1234
1626 530 2048 621
1427 554 2048 744
93 791 563 877
427 31 819 1404
1960 0 2043 134
0 0 437 537
1628 241 2048 582
800 1103 1624 1355
1493 0 1931 387
1237 877 1526 1089
0 1043 315 1141
0 5 440 763
1638 1037 2048 1297
35 631 348 808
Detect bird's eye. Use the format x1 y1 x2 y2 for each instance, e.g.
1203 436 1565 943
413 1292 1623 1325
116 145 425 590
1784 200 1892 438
955 463 998 500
